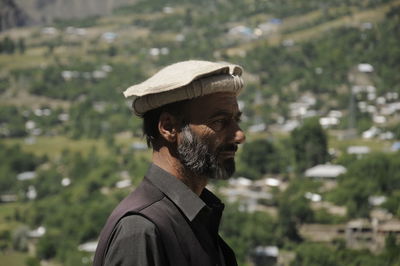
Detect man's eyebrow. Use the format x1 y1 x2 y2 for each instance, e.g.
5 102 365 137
209 110 242 119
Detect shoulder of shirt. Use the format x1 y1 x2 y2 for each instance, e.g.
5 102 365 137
105 215 164 265
114 214 158 237
116 214 156 230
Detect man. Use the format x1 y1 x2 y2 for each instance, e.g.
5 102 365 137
93 60 246 266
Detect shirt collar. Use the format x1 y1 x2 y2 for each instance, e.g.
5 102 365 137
146 163 213 221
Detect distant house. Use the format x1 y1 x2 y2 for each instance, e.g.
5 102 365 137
304 164 347 179
373 115 386 124
289 94 316 119
220 178 273 212
319 117 339 128
346 219 374 250
358 63 374 73
17 171 36 181
311 201 347 216
66 27 86 36
102 32 117 42
345 217 400 252
115 179 132 189
27 226 46 238
362 126 380 139
254 177 281 188
228 177 252 187
131 142 147 151
228 25 256 40
280 119 299 132
92 70 107 79
304 192 321 202
282 39 294 47
300 213 400 253
347 146 370 158
163 6 174 14
61 177 71 187
61 70 79 80
381 102 400 116
375 219 400 250
257 18 282 36
26 186 37 200
0 194 17 203
78 241 98 253
392 142 400 152
370 208 393 224
248 123 266 133
252 246 279 266
300 224 345 242
368 195 386 207
41 27 58 35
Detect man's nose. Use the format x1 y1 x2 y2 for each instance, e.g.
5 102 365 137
233 125 246 144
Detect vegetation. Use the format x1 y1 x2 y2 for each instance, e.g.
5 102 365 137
291 118 329 173
328 152 400 218
238 138 285 179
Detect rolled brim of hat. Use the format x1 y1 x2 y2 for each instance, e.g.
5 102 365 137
123 60 244 116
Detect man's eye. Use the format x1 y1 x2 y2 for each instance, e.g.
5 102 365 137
211 119 227 131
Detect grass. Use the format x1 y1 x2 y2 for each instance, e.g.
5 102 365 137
1 135 149 158
0 53 49 71
0 91 71 109
328 134 393 154
0 202 23 221
0 202 26 232
2 136 110 158
0 251 29 266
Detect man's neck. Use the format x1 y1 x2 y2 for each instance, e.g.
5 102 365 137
152 148 207 196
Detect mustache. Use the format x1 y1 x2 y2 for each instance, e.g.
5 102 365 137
218 144 238 153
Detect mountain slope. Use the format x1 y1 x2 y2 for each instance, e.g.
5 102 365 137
0 0 31 31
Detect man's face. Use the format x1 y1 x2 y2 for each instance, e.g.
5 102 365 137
176 92 246 179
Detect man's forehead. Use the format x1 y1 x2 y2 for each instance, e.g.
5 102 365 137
187 92 239 119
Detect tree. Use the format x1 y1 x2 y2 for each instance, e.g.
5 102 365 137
108 45 117 57
291 118 328 173
382 233 400 265
17 38 26 54
383 190 400 218
291 243 337 266
25 257 40 266
220 202 278 265
12 226 29 252
37 233 58 260
278 192 313 242
327 152 400 218
0 37 15 54
238 139 282 179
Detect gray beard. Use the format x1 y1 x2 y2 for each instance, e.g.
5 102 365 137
177 125 235 180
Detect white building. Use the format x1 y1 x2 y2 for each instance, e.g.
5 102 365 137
17 171 37 181
347 146 370 156
78 241 98 253
27 226 46 238
358 63 374 73
305 164 347 179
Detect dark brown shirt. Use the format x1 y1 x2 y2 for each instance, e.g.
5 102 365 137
103 164 235 266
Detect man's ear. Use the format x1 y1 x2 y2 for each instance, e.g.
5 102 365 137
158 112 179 143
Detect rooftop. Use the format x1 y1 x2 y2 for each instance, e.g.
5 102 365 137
305 164 347 178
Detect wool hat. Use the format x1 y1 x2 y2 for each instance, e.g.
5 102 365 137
123 60 244 116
